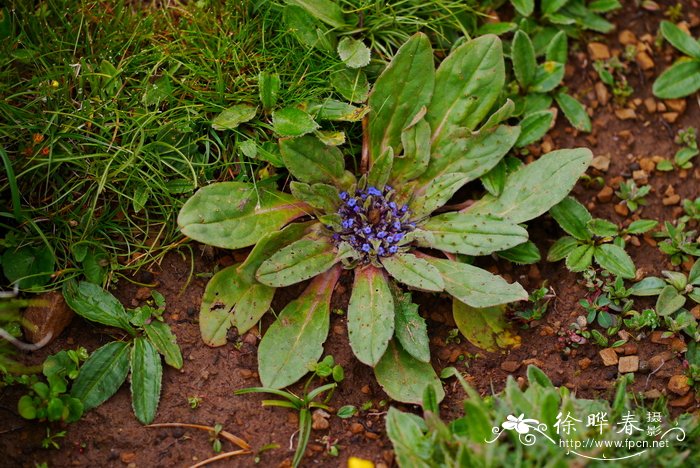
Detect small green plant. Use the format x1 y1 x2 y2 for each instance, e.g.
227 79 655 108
188 396 203 409
547 197 656 278
653 21 700 98
235 356 341 468
62 282 183 424
681 197 700 223
654 221 700 266
511 283 553 323
615 180 651 212
41 428 66 450
17 347 88 423
593 57 634 105
510 0 621 36
182 33 592 404
508 29 591 133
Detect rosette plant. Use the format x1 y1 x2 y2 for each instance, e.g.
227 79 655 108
178 33 592 404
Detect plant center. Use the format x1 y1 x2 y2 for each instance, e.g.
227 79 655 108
332 185 415 261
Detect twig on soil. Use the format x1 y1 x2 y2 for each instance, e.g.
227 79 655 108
644 360 666 389
189 450 249 468
146 422 251 451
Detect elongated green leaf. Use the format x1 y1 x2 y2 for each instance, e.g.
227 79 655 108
71 341 131 411
468 148 592 224
130 338 162 425
144 321 183 369
391 113 431 182
546 31 568 63
480 159 507 196
660 21 700 59
424 256 528 307
374 339 444 405
367 148 393 189
331 68 369 103
515 110 554 147
453 301 520 351
629 276 666 296
428 34 504 144
286 0 347 28
542 0 568 14
652 60 700 99
497 240 541 264
547 236 579 262
550 197 592 240
279 135 346 185
338 37 371 68
369 33 434 163
178 182 308 250
594 244 636 279
555 92 591 132
257 235 348 287
63 281 135 333
419 212 528 256
290 182 339 213
259 72 281 111
626 219 657 234
656 285 686 316
410 172 471 219
348 266 394 366
566 244 594 272
258 266 340 388
512 31 537 89
531 61 565 93
211 104 257 130
588 218 618 237
381 253 444 292
385 408 431 468
272 107 319 136
689 260 700 285
511 0 534 16
393 292 430 363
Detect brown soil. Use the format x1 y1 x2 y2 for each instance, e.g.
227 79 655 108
2 2 700 467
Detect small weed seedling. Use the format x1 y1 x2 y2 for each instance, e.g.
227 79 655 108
547 197 656 278
182 33 592 404
41 428 66 450
188 396 203 409
593 57 634 105
653 21 700 98
62 282 183 424
235 355 344 468
511 282 554 324
510 0 621 36
654 221 700 266
615 180 651 212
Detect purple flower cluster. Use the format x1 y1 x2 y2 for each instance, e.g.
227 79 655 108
331 185 414 260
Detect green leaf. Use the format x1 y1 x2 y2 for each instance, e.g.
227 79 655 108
256 235 348 288
656 285 686 316
144 320 183 370
63 281 135 333
419 213 528 256
497 240 541 264
178 182 308 250
511 0 534 16
594 244 636 279
653 60 700 99
310 99 368 121
385 408 431 467
331 68 369 103
469 148 592 224
453 301 520 351
626 219 658 234
391 113 431 182
289 182 339 213
629 276 666 296
347 266 395 366
374 340 444 405
480 159 507 196
259 72 281 111
381 253 444 292
367 148 393 189
18 395 37 420
272 107 319 136
428 34 504 144
515 110 554 147
566 244 594 272
689 260 700 285
258 267 340 389
337 37 371 68
410 172 471 219
547 236 579 262
531 61 565 93
425 256 528 307
546 31 568 63
554 92 591 132
130 337 162 425
71 341 131 411
589 0 621 13
279 135 346 185
660 21 700 59
588 218 619 237
393 292 430 363
369 33 434 163
337 405 357 418
211 104 257 130
1 245 54 289
512 31 537 89
285 0 347 28
542 0 569 15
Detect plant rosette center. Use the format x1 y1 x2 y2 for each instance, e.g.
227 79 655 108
332 185 415 262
